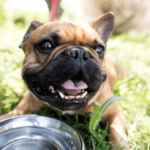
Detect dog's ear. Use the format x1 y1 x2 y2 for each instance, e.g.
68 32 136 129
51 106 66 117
89 12 114 43
19 20 44 50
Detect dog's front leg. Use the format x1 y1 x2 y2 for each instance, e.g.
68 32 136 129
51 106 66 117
102 102 132 150
0 91 45 121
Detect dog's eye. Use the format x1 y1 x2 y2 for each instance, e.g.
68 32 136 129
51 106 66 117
96 46 105 57
40 41 53 51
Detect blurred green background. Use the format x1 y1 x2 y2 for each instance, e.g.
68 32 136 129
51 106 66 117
0 0 150 149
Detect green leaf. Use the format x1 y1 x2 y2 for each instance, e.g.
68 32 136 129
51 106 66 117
93 100 101 107
89 96 128 133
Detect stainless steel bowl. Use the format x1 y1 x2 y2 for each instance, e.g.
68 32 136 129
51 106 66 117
0 115 87 150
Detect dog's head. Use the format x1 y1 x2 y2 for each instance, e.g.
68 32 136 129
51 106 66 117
19 12 114 111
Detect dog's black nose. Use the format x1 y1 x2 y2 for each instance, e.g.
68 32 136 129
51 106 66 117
70 48 90 61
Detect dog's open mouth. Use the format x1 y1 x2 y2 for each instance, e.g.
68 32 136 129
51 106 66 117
27 77 94 106
23 66 106 111
53 79 88 101
51 86 88 100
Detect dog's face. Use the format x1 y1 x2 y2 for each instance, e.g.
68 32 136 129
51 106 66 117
19 13 114 111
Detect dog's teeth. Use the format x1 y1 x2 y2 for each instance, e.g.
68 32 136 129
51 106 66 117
70 96 74 99
58 91 87 100
65 96 69 99
81 91 87 98
71 96 75 99
76 95 81 99
49 86 54 90
59 92 64 99
51 89 55 93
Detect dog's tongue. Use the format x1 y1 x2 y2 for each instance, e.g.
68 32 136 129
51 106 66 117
62 79 88 95
62 79 88 89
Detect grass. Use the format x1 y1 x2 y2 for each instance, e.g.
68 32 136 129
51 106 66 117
0 9 150 150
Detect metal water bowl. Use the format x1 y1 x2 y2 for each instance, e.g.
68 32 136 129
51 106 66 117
0 115 87 150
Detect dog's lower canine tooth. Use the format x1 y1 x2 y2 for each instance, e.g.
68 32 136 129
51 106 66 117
59 92 64 99
82 91 87 98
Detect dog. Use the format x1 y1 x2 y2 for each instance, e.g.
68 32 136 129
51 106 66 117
0 12 132 149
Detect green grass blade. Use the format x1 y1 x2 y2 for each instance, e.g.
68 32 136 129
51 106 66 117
89 96 128 132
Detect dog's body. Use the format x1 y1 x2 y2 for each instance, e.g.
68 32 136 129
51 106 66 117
0 13 131 149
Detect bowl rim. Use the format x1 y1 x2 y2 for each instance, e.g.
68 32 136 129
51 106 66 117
0 114 86 150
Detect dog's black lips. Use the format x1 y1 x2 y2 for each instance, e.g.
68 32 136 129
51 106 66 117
23 74 107 111
24 74 96 111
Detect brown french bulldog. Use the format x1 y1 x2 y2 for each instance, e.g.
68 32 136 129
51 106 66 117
0 12 132 149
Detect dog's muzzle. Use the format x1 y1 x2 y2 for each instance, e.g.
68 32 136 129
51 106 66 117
23 46 107 111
